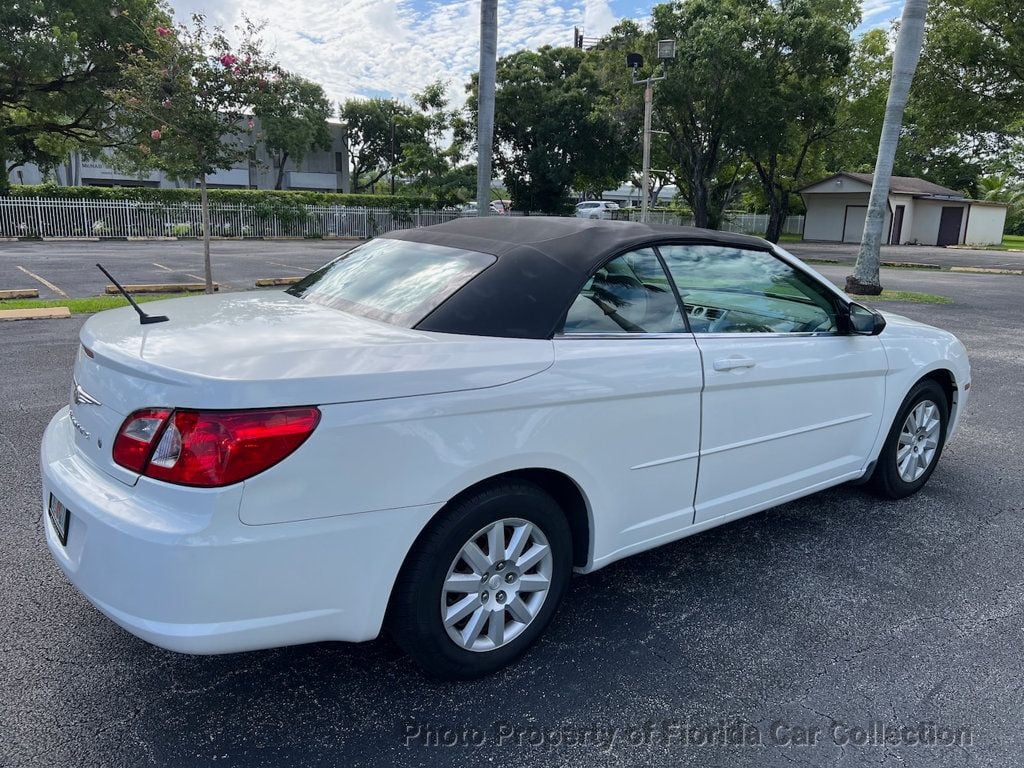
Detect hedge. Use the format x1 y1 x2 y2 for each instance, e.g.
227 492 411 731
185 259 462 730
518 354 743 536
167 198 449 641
6 184 440 210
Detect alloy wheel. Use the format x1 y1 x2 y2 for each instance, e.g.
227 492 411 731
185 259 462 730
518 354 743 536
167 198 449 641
896 399 941 482
440 518 553 652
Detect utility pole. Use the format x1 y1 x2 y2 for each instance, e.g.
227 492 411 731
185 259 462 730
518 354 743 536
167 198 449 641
628 40 675 223
640 81 655 224
476 0 498 216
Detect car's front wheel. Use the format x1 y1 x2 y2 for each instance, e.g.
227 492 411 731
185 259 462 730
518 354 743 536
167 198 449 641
868 379 949 499
388 480 572 679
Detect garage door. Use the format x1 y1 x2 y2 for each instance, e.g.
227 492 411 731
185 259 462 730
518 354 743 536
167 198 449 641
843 206 867 243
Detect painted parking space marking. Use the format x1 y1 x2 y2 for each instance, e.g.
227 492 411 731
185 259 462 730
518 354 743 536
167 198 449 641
152 263 173 272
186 273 206 282
268 261 311 271
16 266 67 297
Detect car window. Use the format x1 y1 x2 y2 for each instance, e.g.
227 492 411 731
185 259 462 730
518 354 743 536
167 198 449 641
287 239 495 327
560 249 685 335
657 244 837 334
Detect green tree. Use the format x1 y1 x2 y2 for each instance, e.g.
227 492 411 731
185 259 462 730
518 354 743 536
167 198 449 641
339 97 421 193
647 0 767 229
469 45 630 213
586 20 673 209
978 173 1024 235
111 14 278 292
0 0 170 192
257 74 332 190
819 28 891 174
397 81 476 206
893 0 1023 196
740 0 859 242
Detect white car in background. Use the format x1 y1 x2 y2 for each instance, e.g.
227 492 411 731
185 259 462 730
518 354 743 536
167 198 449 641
41 217 970 679
461 200 509 216
576 200 620 219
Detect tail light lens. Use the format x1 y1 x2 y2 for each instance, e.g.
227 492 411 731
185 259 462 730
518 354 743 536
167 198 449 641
111 409 172 473
112 407 321 487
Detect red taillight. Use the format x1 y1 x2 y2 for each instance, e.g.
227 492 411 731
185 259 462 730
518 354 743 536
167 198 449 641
113 407 320 487
111 408 172 473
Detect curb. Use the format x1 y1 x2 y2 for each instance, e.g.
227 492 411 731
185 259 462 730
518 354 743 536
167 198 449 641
255 277 302 287
949 266 1024 276
0 288 40 300
0 307 71 321
105 283 216 294
881 261 941 270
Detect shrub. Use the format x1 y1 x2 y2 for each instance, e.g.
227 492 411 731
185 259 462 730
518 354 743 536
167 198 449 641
5 184 440 210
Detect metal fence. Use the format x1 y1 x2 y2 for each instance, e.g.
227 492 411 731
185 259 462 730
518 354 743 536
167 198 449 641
614 208 805 236
0 197 464 239
0 196 805 240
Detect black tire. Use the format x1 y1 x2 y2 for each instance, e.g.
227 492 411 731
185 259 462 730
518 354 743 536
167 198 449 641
387 480 572 679
867 379 949 499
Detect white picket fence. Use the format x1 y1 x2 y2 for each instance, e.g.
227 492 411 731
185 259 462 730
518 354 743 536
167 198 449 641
0 197 464 239
0 196 805 240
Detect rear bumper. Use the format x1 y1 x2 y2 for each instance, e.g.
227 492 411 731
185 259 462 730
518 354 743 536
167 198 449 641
41 408 437 654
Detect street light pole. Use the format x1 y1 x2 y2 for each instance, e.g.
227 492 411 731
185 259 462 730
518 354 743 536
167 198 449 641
640 81 653 224
629 40 675 224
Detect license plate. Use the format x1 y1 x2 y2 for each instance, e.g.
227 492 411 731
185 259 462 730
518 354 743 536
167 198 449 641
48 493 70 546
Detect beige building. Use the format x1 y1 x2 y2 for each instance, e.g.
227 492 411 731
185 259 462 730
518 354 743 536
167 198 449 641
800 173 1008 247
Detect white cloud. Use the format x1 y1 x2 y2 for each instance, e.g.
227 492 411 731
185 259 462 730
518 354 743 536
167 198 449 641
583 0 616 37
167 0 620 106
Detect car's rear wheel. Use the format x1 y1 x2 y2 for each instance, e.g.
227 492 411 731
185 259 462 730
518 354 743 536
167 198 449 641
388 480 572 679
868 379 949 499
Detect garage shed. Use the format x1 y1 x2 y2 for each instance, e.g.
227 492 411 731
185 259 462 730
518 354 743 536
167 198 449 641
800 173 1008 246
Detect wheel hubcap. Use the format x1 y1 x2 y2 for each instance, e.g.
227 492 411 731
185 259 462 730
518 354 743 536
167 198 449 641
896 400 941 482
440 518 553 652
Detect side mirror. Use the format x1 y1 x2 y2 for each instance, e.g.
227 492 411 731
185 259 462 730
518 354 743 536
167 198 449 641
842 302 886 336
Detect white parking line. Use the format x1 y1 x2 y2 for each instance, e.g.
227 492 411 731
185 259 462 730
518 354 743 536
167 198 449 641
16 266 67 297
268 261 311 271
152 262 173 272
186 274 206 282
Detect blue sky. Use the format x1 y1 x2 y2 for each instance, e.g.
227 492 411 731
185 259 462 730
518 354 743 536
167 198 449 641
168 0 903 106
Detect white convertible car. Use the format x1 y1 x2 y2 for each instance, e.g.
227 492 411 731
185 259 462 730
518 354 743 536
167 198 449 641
41 218 970 678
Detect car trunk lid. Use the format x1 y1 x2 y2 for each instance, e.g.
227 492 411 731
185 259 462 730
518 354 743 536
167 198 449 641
72 292 553 485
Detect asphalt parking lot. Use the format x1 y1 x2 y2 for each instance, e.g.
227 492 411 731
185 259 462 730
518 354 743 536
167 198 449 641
0 239 352 298
786 241 1024 270
2 264 1023 767
0 237 1021 299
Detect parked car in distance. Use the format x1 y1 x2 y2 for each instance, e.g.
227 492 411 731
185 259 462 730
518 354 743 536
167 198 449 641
576 200 620 219
461 200 509 216
41 217 970 679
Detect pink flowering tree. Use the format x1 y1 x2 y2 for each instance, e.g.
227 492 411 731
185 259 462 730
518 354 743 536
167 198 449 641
111 14 279 292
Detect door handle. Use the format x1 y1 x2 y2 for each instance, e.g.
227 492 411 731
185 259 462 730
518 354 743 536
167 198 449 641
713 356 756 371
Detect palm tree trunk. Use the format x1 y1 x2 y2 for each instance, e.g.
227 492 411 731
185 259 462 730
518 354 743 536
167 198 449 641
476 0 498 216
846 0 928 295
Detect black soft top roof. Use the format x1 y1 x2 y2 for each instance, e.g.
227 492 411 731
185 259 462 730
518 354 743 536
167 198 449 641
384 216 773 340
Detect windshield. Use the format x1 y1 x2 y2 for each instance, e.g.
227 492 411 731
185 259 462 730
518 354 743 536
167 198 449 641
286 239 496 327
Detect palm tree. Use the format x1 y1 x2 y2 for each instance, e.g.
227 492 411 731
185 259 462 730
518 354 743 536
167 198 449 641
978 174 1024 206
476 1 498 216
846 0 928 296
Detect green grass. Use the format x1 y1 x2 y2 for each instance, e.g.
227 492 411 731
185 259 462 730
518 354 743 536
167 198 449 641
963 234 1024 251
777 233 803 243
849 289 952 304
0 293 196 314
